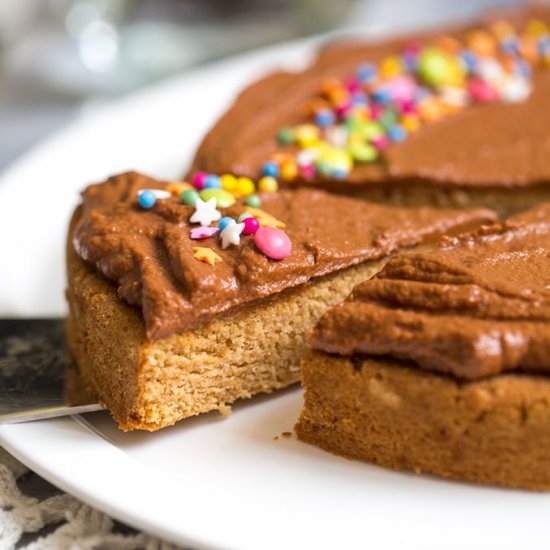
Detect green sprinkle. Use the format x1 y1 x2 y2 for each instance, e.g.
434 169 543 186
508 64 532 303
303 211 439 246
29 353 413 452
238 212 253 222
277 127 294 145
180 189 199 206
244 194 262 208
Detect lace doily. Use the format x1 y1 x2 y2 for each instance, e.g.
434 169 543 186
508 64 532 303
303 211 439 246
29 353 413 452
0 446 184 550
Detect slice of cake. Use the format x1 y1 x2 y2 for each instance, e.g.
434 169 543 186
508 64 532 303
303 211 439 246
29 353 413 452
189 7 550 216
296 203 550 490
66 171 495 431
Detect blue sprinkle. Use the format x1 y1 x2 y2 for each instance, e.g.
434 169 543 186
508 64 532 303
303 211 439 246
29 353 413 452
262 161 280 178
500 37 519 55
538 36 550 56
315 109 336 127
514 59 531 78
401 52 417 72
219 216 233 231
388 124 407 143
459 49 478 73
332 167 348 180
138 190 156 209
204 175 221 189
372 88 392 105
356 63 377 83
351 92 369 106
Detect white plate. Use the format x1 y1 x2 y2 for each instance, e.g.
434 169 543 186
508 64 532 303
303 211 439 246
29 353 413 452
1 33 549 550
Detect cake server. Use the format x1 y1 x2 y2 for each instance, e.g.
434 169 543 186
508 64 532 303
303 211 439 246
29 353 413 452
0 318 103 423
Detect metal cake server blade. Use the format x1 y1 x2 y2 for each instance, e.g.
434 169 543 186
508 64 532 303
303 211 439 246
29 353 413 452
0 319 103 424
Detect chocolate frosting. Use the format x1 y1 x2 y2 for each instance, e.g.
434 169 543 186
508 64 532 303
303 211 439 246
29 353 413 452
310 203 550 380
189 7 550 191
72 172 496 339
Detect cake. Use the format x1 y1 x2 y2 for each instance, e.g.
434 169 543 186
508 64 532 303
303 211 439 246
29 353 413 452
296 203 550 490
189 7 550 216
66 171 495 431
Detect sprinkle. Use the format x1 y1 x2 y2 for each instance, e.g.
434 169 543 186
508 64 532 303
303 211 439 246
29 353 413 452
192 247 222 266
314 108 336 127
190 197 221 226
218 216 234 232
203 174 222 189
199 188 236 208
245 194 262 208
254 227 292 260
138 190 157 209
257 176 279 193
180 189 200 206
138 189 171 200
242 216 260 236
277 128 294 145
221 173 237 191
192 171 208 190
280 161 298 181
245 206 286 228
387 124 407 143
262 161 280 178
234 177 255 197
166 181 193 196
356 63 378 83
190 226 219 239
499 74 531 103
237 212 253 222
220 219 245 249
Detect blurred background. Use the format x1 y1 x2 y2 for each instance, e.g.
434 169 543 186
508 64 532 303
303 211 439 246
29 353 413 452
0 0 525 172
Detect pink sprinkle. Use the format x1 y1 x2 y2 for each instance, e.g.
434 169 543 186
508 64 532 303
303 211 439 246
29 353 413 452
335 102 352 118
468 79 498 103
254 227 292 260
192 171 208 190
370 104 383 120
399 100 418 114
300 164 316 179
242 216 260 236
372 135 390 150
385 75 417 103
190 226 219 239
345 79 362 93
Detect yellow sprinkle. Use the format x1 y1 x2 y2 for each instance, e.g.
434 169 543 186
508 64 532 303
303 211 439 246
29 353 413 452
244 206 286 228
401 114 421 132
258 176 279 193
526 20 549 38
294 124 320 148
192 247 222 266
234 177 255 197
280 161 298 181
380 55 403 78
166 181 193 196
220 174 237 191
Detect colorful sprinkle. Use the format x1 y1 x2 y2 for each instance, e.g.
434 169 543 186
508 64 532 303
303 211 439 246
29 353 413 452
254 227 292 260
235 177 255 197
257 176 278 193
245 194 262 208
138 190 157 209
192 247 222 266
203 175 222 189
220 219 245 249
237 212 253 222
190 226 219 239
180 189 200 206
242 216 260 236
262 161 280 178
218 216 234 232
190 197 221 227
199 188 236 208
192 171 208 190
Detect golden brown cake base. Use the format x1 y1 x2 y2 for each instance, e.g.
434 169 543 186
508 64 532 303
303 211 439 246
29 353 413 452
66 227 387 431
296 350 550 491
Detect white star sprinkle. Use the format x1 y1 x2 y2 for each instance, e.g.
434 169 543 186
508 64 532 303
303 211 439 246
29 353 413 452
220 220 245 249
190 197 221 227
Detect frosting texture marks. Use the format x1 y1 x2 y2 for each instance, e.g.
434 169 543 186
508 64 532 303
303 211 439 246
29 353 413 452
72 172 495 339
310 204 550 380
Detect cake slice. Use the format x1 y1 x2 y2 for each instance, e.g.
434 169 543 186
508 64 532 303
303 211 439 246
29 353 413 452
296 203 550 490
66 171 495 431
189 7 550 216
